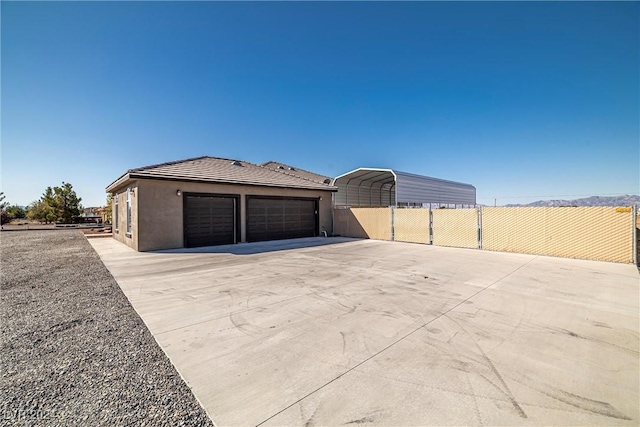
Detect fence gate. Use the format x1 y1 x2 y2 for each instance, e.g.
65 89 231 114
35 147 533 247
432 208 479 249
393 209 431 244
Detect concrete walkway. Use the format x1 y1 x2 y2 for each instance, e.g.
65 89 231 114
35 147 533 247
89 237 639 426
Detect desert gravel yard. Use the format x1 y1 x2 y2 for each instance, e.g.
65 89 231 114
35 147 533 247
0 231 213 426
90 236 640 426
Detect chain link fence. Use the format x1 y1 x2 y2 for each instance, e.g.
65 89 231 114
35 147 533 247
393 209 430 244
334 207 392 241
333 206 636 263
482 206 634 263
432 208 479 249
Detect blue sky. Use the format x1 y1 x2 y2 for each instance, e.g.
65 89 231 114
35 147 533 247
2 1 638 207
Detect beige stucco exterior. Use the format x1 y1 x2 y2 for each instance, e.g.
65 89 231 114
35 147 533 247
111 183 139 251
111 178 333 251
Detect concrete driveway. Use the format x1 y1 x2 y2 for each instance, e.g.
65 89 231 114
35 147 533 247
89 237 639 426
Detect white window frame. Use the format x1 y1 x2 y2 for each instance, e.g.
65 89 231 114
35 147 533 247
126 190 132 236
114 195 119 232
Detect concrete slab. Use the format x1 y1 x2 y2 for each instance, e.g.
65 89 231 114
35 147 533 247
89 237 640 426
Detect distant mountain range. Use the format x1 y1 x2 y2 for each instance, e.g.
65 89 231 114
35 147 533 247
505 195 640 208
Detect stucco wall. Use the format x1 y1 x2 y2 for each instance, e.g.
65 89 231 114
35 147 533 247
134 179 334 251
111 183 139 251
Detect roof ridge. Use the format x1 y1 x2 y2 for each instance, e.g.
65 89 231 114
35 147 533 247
259 161 331 184
256 162 331 185
138 158 330 187
130 156 208 172
107 156 338 192
130 155 254 173
260 160 321 176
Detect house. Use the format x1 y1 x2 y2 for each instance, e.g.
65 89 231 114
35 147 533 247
77 207 104 224
106 156 336 251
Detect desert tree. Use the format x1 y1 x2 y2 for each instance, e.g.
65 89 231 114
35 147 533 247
27 182 83 224
26 200 56 223
0 192 8 224
104 193 113 223
5 205 26 221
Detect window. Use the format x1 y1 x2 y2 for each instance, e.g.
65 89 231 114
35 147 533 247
126 190 132 235
114 195 119 231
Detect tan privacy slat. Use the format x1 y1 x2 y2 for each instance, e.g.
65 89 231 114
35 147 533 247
394 209 430 244
333 209 364 238
432 208 478 248
334 206 634 263
333 208 391 241
481 207 546 255
482 207 633 263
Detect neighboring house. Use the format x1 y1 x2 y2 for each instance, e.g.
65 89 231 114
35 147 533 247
78 207 103 224
93 206 110 223
106 156 336 251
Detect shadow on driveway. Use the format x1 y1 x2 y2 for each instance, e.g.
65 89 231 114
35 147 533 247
152 236 363 255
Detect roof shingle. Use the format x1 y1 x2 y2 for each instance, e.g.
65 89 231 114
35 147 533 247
107 156 336 192
260 161 331 184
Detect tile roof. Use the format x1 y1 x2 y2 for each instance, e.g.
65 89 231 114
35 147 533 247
107 156 337 192
259 161 332 184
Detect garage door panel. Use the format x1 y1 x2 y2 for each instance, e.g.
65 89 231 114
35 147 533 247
247 197 317 242
185 195 236 248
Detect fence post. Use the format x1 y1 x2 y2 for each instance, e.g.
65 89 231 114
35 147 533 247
478 206 483 249
429 207 433 245
390 207 395 241
633 205 638 265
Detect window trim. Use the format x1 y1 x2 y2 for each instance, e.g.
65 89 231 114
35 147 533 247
114 194 119 232
126 189 132 237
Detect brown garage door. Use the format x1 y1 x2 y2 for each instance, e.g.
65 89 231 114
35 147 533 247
247 197 318 242
184 194 237 248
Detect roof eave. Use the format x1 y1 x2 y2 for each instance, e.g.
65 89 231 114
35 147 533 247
106 173 133 193
128 173 338 192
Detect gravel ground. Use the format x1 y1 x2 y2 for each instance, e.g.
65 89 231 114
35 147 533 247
0 231 214 426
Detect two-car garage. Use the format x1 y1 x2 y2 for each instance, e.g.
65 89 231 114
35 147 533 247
106 156 335 251
184 194 319 248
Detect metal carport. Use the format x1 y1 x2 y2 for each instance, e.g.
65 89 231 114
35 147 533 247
332 168 476 207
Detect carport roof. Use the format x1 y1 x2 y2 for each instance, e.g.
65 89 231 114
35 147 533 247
333 168 476 206
106 156 338 192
